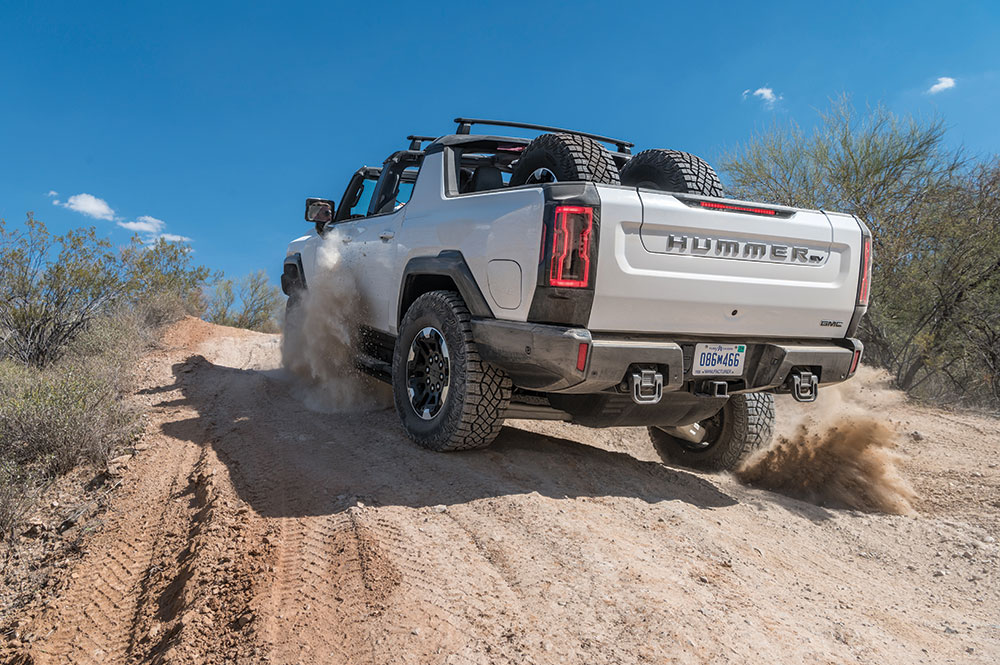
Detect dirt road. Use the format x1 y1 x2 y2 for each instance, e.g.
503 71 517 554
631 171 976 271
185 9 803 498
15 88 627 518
5 318 998 664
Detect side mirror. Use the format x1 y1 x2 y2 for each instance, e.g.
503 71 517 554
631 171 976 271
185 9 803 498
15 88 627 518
305 198 335 224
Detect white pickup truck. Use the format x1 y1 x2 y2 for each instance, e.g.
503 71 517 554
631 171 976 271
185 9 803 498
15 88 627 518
283 119 871 470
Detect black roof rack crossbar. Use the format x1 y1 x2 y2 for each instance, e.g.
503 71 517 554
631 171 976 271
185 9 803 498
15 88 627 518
454 118 632 154
406 135 438 150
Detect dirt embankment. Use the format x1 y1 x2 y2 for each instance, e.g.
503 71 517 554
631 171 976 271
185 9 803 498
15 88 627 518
2 317 998 664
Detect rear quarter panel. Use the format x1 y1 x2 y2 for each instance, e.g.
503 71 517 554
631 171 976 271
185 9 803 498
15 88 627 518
396 151 545 331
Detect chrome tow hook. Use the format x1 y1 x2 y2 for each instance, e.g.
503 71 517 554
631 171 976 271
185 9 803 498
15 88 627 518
789 369 819 402
630 369 663 405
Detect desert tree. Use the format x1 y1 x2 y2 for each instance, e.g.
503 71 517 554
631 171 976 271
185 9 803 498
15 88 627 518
0 215 124 367
722 97 1000 403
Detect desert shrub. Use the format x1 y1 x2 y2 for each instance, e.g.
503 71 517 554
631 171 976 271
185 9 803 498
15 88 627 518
0 358 140 478
120 237 212 326
0 461 30 541
0 311 147 541
0 216 214 368
0 216 124 367
207 269 283 333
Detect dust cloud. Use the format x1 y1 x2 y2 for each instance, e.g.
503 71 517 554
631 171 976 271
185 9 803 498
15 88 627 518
737 368 917 515
281 230 392 413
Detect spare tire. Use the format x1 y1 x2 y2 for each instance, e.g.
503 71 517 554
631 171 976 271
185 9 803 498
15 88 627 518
620 149 723 197
509 133 620 187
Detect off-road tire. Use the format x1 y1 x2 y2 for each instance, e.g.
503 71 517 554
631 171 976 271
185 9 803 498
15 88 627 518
620 149 723 197
393 291 512 451
649 393 774 471
509 133 621 187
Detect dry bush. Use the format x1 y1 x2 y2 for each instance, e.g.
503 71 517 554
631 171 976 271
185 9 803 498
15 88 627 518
0 462 30 541
0 312 149 540
0 359 141 478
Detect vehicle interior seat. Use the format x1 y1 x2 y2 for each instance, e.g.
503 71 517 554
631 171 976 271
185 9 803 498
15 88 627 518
465 166 503 193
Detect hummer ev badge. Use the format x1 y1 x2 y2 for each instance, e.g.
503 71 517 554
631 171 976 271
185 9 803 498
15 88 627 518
660 233 829 265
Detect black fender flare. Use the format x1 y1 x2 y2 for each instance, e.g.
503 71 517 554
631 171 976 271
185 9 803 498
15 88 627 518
281 253 306 295
398 250 493 323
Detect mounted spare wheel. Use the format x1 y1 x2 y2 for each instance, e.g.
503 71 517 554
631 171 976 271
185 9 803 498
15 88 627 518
509 133 621 187
619 149 723 197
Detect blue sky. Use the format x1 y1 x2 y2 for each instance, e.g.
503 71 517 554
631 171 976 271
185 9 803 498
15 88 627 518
1 1 997 285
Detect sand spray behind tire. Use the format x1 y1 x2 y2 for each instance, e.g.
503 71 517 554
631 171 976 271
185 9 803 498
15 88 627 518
736 367 917 514
281 230 392 412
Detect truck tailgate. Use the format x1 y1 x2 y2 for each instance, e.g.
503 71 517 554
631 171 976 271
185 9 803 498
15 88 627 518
588 187 863 338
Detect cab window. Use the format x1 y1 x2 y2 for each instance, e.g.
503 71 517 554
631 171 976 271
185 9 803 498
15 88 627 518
349 178 376 217
333 167 381 223
368 155 423 216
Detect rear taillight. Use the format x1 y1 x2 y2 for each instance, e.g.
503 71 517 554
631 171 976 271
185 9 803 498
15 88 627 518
858 235 872 306
549 205 593 288
850 349 862 375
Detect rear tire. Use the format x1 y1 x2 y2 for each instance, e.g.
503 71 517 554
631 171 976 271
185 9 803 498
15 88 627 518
620 149 723 197
393 291 511 451
649 393 774 471
509 133 621 187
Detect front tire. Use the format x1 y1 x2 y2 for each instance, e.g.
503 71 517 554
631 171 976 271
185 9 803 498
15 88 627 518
649 393 775 471
392 291 511 451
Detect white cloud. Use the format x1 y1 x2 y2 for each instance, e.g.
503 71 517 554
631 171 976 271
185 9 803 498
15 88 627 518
752 87 781 107
117 215 166 234
742 87 783 108
927 76 955 94
118 215 193 244
54 193 115 221
52 192 193 244
154 233 193 243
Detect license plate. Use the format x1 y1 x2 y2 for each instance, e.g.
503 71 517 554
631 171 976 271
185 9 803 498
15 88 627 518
692 343 746 376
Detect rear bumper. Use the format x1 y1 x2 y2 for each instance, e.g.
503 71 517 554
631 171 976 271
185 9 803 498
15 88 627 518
471 318 862 394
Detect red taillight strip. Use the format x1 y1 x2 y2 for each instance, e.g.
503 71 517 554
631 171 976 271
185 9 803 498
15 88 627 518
699 200 778 216
576 342 589 371
849 349 862 374
858 235 872 306
549 205 593 288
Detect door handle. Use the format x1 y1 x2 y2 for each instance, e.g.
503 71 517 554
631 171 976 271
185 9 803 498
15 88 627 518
379 231 395 241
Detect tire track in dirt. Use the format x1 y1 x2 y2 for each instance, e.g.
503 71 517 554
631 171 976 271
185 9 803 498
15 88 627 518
181 331 544 663
20 390 204 663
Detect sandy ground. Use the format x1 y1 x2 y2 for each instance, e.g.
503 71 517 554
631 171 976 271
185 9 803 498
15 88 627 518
2 317 998 664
